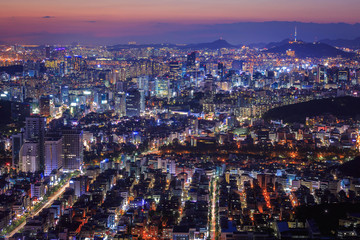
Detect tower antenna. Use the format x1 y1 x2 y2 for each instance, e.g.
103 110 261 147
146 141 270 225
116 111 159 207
295 26 297 42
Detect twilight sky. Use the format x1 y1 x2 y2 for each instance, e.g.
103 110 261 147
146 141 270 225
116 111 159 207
1 0 360 44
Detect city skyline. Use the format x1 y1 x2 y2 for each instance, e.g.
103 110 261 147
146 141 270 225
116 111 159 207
2 0 360 239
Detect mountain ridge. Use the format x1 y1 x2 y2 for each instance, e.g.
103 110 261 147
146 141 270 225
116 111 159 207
109 39 239 50
320 37 360 49
264 41 354 58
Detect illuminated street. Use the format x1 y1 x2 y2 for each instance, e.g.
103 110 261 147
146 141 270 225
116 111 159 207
6 180 72 239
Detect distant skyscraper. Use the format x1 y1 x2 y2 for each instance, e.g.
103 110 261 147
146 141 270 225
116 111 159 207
139 89 145 114
126 88 141 117
186 52 196 68
116 81 127 93
155 77 170 98
318 66 327 83
204 74 215 92
169 61 182 98
218 62 225 78
64 55 86 73
191 118 199 135
169 61 181 76
45 46 51 59
19 141 40 173
137 76 149 96
62 129 83 172
231 60 243 71
44 133 63 176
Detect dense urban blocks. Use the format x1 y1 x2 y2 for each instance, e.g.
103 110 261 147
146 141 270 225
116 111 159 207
0 35 359 240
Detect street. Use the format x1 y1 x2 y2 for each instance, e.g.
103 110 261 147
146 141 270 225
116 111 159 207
6 180 71 239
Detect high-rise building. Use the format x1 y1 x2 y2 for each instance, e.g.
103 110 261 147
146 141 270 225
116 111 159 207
167 159 176 175
137 76 149 96
231 60 243 71
190 118 199 135
64 55 87 73
61 86 69 105
45 46 51 59
169 61 181 76
126 88 141 117
204 74 215 92
25 116 46 140
69 176 89 197
44 133 63 176
338 70 349 82
114 92 126 117
12 131 24 169
19 141 40 173
356 69 360 85
116 80 128 93
62 129 83 172
25 116 46 170
218 62 225 78
39 95 51 117
139 89 145 114
31 182 45 199
155 77 170 98
186 52 197 68
11 102 30 122
318 66 327 84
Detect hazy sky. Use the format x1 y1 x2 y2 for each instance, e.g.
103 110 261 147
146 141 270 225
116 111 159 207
1 0 360 44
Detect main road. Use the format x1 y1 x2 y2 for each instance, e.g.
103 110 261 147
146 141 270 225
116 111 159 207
6 179 72 239
209 177 218 240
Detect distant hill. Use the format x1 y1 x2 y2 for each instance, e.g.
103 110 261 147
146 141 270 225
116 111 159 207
320 37 360 50
249 39 299 49
265 41 354 58
183 39 237 49
109 39 238 50
263 96 360 123
264 38 292 49
108 43 176 50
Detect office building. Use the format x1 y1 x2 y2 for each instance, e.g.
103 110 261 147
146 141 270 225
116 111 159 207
12 131 24 169
114 92 126 117
11 102 31 122
61 85 69 105
25 116 46 170
126 88 141 117
62 129 83 171
187 52 196 68
31 182 45 199
44 133 63 176
45 46 51 59
39 95 51 117
69 176 89 197
25 116 46 140
19 141 40 173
